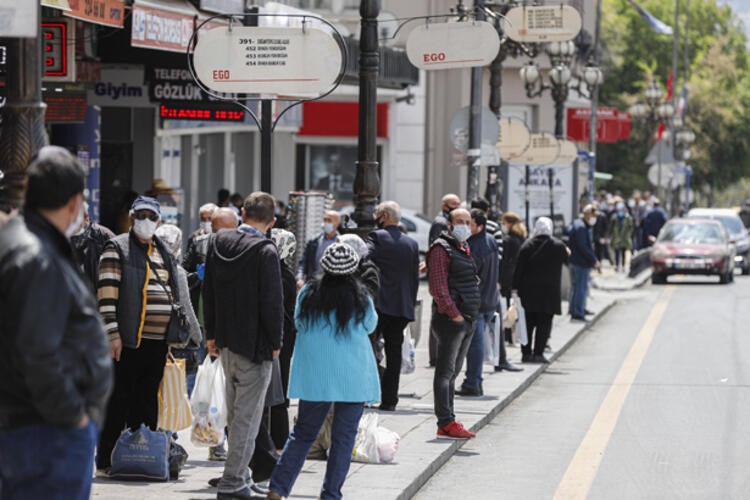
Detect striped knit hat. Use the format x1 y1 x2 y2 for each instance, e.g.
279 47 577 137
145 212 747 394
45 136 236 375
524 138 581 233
320 242 360 276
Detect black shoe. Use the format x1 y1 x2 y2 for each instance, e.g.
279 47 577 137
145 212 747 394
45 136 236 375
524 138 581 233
521 354 533 363
570 315 587 321
455 386 482 397
500 361 524 372
377 404 396 412
530 354 550 364
584 309 594 316
209 477 221 488
217 486 254 499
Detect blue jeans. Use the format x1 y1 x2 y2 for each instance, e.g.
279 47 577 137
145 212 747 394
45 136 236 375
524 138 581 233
461 311 494 391
270 401 364 500
569 264 591 318
0 421 97 500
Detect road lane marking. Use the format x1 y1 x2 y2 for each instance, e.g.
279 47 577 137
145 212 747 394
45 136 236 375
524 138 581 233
553 285 676 500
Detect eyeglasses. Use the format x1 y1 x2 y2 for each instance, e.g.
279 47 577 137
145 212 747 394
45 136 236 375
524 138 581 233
134 212 160 222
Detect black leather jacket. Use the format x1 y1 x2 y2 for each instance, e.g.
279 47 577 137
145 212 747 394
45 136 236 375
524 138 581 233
0 211 113 429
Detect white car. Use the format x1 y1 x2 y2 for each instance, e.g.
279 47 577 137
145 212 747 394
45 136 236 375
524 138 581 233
687 208 750 275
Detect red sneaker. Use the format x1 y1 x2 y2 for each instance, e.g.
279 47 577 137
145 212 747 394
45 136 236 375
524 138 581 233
437 421 476 439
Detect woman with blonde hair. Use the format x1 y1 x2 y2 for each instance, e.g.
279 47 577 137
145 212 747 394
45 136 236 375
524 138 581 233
500 213 527 348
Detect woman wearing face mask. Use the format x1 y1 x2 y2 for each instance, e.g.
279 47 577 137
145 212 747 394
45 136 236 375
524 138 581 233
500 212 528 346
95 195 185 475
607 201 633 273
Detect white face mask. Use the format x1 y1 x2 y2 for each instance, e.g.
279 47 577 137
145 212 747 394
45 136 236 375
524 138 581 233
65 204 85 239
323 222 335 234
133 218 158 240
587 217 597 227
452 224 471 242
200 221 212 233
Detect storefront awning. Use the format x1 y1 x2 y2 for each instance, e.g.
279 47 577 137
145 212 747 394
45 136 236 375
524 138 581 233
64 0 126 28
41 0 72 12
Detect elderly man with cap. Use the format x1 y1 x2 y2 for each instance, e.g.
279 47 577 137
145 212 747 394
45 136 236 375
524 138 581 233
95 195 184 474
183 202 218 315
70 201 115 289
297 210 341 287
568 204 601 321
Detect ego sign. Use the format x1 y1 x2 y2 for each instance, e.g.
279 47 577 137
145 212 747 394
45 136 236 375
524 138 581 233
212 70 231 80
423 53 446 63
406 21 500 71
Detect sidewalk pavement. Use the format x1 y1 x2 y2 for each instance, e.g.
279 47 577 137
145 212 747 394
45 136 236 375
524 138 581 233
91 271 647 500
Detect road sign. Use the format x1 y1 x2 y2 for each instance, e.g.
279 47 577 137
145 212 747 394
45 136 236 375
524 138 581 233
449 106 500 157
504 5 582 43
555 139 578 164
496 116 531 161
509 133 559 165
648 163 676 188
406 21 501 70
192 26 343 97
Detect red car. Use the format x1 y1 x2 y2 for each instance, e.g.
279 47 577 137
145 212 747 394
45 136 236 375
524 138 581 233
651 218 736 284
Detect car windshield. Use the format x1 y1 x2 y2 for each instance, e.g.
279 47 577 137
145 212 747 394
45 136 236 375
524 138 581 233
658 223 725 244
716 216 744 236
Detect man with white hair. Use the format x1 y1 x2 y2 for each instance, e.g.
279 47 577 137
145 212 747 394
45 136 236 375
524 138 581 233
71 201 115 289
183 202 219 315
366 201 419 411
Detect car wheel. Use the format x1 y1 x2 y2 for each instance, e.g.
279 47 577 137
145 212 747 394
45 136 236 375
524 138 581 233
742 264 750 276
651 272 666 285
719 272 732 284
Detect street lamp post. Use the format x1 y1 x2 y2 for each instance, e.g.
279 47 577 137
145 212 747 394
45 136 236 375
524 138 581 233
628 80 674 205
352 0 381 236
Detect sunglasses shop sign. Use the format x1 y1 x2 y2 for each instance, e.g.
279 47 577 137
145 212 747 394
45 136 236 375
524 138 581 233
192 26 342 98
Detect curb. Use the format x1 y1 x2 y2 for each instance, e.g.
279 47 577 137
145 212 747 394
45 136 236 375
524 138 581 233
592 269 652 291
395 297 619 500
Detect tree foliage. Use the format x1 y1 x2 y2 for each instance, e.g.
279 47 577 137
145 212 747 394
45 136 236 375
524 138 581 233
595 0 750 198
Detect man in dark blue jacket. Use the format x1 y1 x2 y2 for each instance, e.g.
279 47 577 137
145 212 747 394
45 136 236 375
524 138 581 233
297 210 340 286
641 198 668 247
568 204 600 320
367 201 419 411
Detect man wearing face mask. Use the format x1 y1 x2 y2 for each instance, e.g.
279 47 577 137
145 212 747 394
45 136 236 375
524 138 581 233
608 201 634 273
0 147 112 498
568 204 601 321
183 203 219 316
427 208 481 440
297 210 340 287
95 195 183 474
71 201 115 289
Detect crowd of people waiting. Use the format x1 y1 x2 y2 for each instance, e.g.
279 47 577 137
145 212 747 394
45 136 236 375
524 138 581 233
0 147 668 500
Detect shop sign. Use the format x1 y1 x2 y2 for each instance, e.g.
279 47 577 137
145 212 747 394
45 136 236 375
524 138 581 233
192 26 343 97
509 133 560 165
406 21 500 71
504 5 582 42
148 65 233 103
0 0 39 37
131 3 197 53
158 102 245 122
567 107 631 143
43 83 87 123
43 20 76 82
88 65 152 108
64 0 126 28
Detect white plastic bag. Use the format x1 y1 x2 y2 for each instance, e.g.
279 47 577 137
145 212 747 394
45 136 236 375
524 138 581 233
400 329 416 375
374 426 400 464
513 293 528 347
352 412 380 463
189 356 227 447
483 312 501 366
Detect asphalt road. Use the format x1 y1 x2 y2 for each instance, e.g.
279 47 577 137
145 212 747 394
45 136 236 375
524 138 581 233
414 273 750 499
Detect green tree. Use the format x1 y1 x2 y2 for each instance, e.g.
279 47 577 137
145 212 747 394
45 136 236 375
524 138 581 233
594 0 750 199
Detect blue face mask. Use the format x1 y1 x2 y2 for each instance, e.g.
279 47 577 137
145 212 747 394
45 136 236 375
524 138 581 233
452 224 471 242
618 211 625 219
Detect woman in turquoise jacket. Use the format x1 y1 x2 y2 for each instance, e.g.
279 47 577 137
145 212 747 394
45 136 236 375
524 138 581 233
268 243 380 500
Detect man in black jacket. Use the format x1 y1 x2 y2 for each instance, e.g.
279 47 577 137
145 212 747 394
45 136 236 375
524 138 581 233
367 201 419 411
203 192 283 500
297 210 340 286
71 201 115 289
0 146 112 499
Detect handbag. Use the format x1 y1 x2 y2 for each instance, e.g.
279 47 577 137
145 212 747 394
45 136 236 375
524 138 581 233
110 424 171 481
145 254 190 347
158 353 193 432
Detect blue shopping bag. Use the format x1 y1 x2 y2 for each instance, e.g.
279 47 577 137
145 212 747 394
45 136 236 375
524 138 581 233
110 424 171 481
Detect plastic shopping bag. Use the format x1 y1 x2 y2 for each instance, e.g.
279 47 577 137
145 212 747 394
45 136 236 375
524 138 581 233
352 412 380 464
513 293 528 347
189 356 226 447
401 328 416 375
158 354 193 432
483 312 501 366
374 426 400 464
